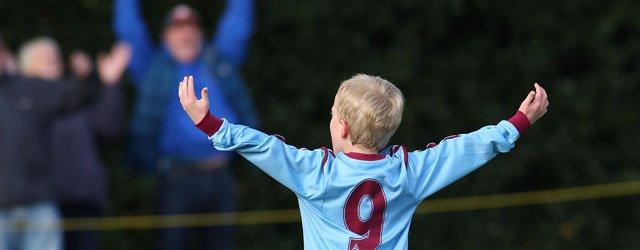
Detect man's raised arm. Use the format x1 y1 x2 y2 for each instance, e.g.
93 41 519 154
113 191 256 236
88 43 131 137
212 0 255 68
113 0 154 84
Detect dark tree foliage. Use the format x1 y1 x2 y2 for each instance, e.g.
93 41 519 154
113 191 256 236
1 0 639 249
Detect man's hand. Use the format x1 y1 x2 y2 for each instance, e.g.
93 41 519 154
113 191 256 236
178 75 210 124
70 50 93 80
518 83 549 125
97 43 131 86
2 49 17 76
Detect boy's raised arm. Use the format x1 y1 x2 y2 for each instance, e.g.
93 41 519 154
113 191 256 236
407 84 548 201
178 76 328 198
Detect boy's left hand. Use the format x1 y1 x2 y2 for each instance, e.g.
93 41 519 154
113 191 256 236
178 75 210 124
518 83 549 125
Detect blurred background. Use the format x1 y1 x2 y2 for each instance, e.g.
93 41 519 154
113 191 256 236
1 0 639 249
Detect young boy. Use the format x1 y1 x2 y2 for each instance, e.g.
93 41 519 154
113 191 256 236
178 74 548 249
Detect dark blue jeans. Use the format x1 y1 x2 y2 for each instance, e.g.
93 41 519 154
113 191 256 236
157 161 235 250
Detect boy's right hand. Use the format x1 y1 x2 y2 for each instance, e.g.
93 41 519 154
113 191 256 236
178 75 210 124
518 83 549 125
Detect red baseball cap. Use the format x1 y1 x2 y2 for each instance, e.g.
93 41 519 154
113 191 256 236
164 4 202 28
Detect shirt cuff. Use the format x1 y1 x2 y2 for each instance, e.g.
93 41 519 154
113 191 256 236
195 112 223 137
507 111 531 134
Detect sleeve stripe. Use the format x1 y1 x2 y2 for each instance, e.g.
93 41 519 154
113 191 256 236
401 145 409 168
321 147 329 170
272 134 286 142
392 145 401 155
443 135 461 141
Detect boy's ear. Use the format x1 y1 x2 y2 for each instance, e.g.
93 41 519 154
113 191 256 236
340 119 349 139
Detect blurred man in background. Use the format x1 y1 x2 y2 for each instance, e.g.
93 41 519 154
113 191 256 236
0 37 67 250
51 45 130 250
114 0 258 249
0 37 129 250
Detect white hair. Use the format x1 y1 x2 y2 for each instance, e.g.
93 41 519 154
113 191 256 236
18 36 60 74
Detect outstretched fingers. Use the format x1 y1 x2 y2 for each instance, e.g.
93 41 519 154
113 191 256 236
179 76 189 102
187 75 196 99
178 76 210 115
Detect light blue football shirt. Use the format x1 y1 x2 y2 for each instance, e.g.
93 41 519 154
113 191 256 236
208 119 520 249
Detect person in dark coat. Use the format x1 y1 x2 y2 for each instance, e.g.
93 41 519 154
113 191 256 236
50 45 130 250
0 37 70 250
0 37 129 250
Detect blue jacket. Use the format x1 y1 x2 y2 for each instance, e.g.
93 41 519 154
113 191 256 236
114 0 257 171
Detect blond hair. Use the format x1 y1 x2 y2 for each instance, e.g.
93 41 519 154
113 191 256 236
335 74 404 151
18 37 60 75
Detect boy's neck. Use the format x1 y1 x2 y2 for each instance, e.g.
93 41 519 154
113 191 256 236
341 143 378 155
